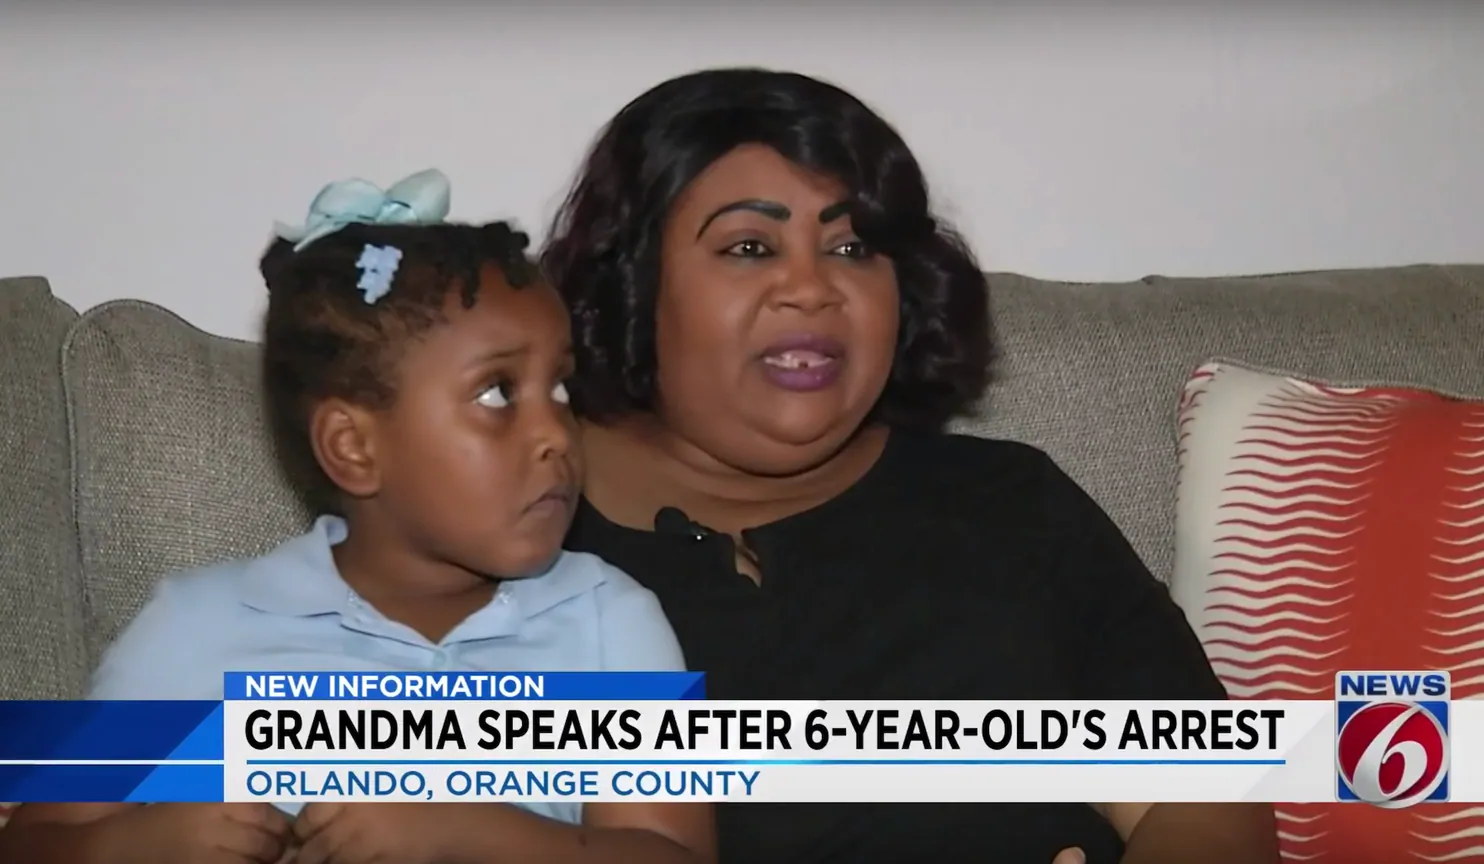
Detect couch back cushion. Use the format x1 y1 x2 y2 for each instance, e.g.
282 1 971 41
0 277 85 698
62 301 311 665
63 265 1484 653
956 263 1484 583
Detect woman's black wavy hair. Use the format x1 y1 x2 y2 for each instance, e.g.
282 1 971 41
541 67 993 431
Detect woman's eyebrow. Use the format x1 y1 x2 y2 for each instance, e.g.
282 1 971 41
696 199 791 238
818 201 850 224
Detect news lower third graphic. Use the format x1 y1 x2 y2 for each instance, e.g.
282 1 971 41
0 670 1475 806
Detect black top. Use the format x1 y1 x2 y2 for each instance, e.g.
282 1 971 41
566 432 1226 864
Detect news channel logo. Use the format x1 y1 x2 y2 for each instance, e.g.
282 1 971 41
1335 670 1450 808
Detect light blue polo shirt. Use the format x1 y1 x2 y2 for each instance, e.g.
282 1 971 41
89 515 686 824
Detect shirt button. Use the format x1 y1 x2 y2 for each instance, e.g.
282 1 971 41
430 650 448 669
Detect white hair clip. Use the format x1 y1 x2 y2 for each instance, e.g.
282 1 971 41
355 244 403 305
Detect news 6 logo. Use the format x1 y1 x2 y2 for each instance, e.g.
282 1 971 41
1335 671 1450 808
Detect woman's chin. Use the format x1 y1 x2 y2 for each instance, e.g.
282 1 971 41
722 421 863 476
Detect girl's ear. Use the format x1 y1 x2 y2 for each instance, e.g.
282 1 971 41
309 398 381 499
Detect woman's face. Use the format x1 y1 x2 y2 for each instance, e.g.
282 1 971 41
653 144 900 476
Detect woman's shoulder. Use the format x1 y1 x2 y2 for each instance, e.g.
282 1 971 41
869 432 1114 544
898 430 1047 465
887 431 1077 498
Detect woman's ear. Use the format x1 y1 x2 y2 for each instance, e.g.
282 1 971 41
309 398 381 499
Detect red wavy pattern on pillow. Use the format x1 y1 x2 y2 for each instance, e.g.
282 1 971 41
1183 366 1484 863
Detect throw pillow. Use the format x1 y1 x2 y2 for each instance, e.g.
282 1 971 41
1173 360 1484 862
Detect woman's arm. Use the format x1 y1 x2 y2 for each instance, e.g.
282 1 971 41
1034 452 1281 864
1097 802 1277 864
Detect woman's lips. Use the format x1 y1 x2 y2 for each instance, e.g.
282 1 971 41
759 334 845 392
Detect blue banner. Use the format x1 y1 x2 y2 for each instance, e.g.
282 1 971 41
0 701 222 761
224 671 705 701
0 765 222 803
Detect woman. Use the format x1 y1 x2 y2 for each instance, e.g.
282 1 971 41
544 67 1279 864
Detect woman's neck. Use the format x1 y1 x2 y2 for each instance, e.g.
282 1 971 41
581 417 890 536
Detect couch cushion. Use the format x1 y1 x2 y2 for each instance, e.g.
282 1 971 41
954 264 1484 585
62 300 311 665
0 277 86 698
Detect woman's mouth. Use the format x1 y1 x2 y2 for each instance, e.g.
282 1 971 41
758 334 845 392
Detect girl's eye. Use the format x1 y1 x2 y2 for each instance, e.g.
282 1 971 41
832 239 871 259
476 382 511 409
722 239 772 258
552 382 571 405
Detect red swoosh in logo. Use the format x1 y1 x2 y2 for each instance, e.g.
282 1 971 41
1181 366 1484 862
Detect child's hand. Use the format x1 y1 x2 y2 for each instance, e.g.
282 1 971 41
116 803 294 864
291 803 459 864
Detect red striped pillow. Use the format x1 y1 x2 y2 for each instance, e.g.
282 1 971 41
1173 361 1484 861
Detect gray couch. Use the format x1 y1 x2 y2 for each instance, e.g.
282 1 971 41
3 265 1483 701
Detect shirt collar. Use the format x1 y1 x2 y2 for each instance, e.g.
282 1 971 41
237 515 609 624
238 515 352 616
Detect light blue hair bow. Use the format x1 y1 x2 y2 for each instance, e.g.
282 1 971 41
273 168 452 252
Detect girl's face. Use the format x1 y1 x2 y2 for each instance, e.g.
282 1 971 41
357 266 581 580
652 144 901 476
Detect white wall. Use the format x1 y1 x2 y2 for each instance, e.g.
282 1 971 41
2 3 1481 341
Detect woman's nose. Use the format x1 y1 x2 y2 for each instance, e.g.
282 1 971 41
771 256 843 312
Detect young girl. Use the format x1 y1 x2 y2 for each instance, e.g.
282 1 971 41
0 170 715 864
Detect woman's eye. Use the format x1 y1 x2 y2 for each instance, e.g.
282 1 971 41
476 382 511 409
832 239 871 259
722 239 772 258
552 381 571 405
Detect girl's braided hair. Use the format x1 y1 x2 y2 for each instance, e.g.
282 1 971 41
258 220 538 509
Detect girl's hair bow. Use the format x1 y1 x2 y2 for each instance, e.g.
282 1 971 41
273 168 451 252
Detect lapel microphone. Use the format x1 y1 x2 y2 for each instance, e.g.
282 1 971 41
654 506 714 541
